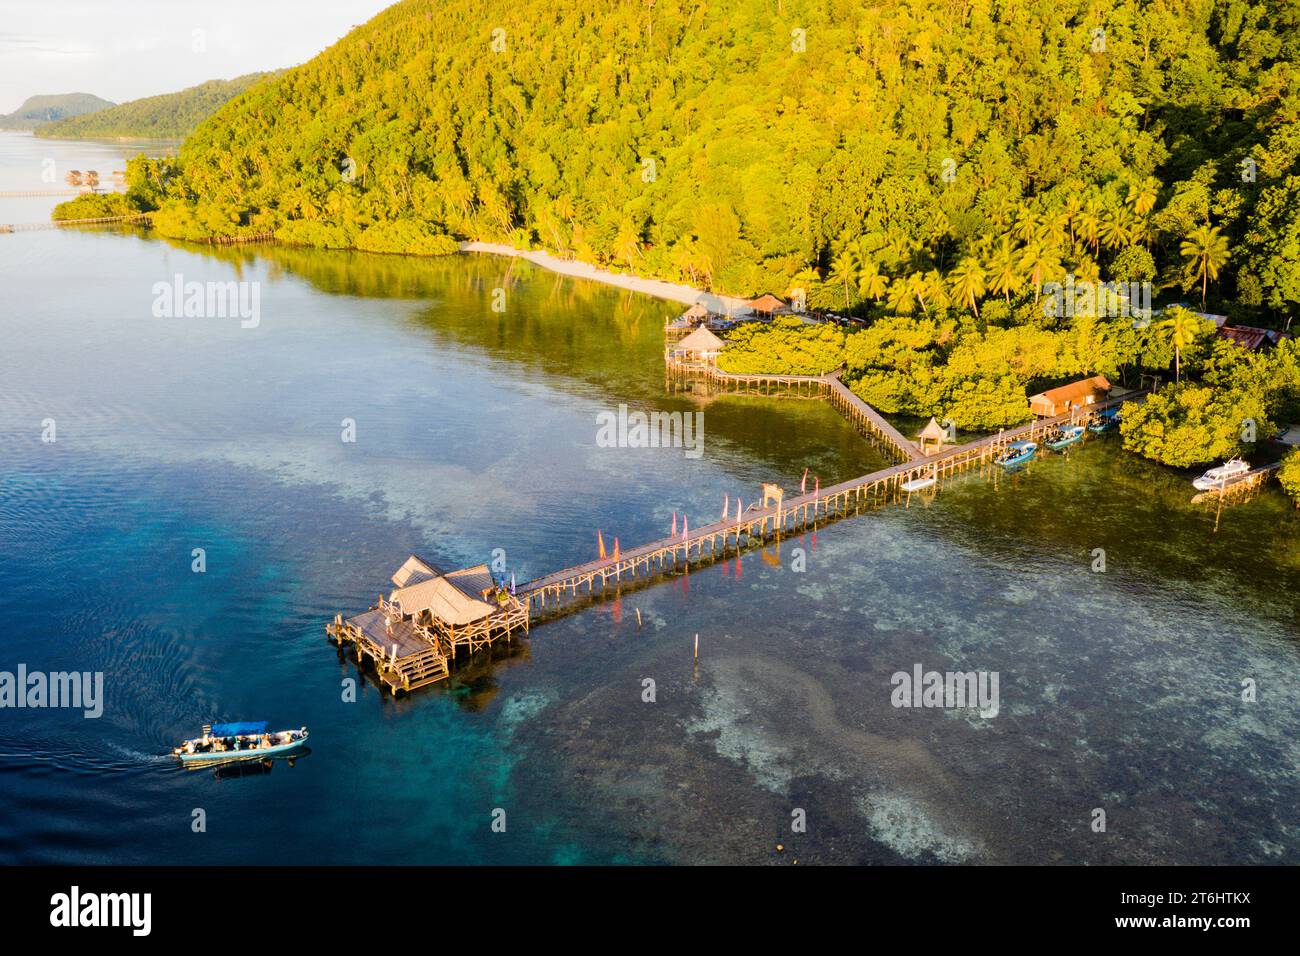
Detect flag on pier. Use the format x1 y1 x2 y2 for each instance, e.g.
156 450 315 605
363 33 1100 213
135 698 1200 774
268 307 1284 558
598 530 607 559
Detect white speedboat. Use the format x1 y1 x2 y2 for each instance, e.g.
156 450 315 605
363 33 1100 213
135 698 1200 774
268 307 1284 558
1192 458 1250 491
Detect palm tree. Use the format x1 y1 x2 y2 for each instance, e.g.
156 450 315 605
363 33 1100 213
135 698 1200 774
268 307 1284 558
1158 307 1201 382
923 269 950 310
1010 205 1038 244
887 276 916 314
1124 176 1160 217
1019 240 1060 303
613 219 642 267
949 256 986 316
1098 210 1130 250
828 250 859 309
857 261 889 303
986 237 1023 302
1076 199 1102 256
905 272 931 314
1179 224 1230 310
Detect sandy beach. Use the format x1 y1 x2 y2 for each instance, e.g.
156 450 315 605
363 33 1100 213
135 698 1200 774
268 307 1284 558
458 241 754 316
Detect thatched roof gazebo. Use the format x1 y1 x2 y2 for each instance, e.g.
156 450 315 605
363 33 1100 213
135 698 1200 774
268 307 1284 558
917 417 949 454
668 326 728 366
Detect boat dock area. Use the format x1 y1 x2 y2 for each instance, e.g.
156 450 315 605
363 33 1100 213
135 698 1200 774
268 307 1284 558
1191 461 1282 505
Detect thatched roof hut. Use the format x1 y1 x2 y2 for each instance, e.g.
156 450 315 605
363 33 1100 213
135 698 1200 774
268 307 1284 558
387 557 499 625
917 417 948 454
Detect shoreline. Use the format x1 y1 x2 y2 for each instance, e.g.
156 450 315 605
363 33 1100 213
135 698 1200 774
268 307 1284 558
458 241 754 316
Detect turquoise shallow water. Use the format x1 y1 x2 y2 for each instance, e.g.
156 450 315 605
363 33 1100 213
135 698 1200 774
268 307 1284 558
0 131 1298 864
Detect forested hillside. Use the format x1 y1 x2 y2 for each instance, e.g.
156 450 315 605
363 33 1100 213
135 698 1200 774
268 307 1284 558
0 93 113 129
36 73 277 141
120 0 1297 322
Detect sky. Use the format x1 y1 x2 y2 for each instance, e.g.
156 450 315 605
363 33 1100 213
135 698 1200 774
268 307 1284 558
0 0 395 113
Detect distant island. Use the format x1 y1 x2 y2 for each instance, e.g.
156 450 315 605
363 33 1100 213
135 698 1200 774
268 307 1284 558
0 93 114 130
36 73 279 141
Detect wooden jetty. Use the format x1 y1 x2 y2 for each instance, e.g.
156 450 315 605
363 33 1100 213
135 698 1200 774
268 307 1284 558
515 396 1131 617
327 319 1146 696
0 189 85 198
328 382 1134 694
0 213 151 233
665 356 925 463
328 555 528 695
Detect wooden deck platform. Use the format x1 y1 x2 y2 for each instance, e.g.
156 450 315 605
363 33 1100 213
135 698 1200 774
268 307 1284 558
328 606 450 695
327 570 530 695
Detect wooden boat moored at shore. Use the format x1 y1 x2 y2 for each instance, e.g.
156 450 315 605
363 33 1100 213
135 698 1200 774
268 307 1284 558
1045 424 1085 450
995 440 1038 468
1088 409 1120 433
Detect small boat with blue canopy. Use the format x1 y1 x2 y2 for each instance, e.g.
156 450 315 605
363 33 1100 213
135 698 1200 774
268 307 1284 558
172 722 308 765
1044 424 1086 450
1088 408 1120 433
995 440 1037 468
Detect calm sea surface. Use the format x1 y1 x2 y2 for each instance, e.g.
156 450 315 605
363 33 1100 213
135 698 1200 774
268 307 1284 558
1 131 1297 864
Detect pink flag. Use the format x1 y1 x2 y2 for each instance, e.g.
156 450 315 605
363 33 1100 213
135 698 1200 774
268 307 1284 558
814 475 820 498
671 511 677 536
682 516 689 540
722 493 728 518
736 500 742 522
801 468 808 493
613 537 620 560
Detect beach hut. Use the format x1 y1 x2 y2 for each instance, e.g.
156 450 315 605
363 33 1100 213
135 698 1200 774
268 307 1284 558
746 293 791 317
669 326 728 366
1028 375 1111 418
917 417 949 454
683 303 709 321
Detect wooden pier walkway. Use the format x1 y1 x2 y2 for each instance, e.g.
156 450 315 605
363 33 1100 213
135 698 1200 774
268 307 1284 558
665 359 925 463
0 189 84 198
0 212 151 233
517 395 1133 615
